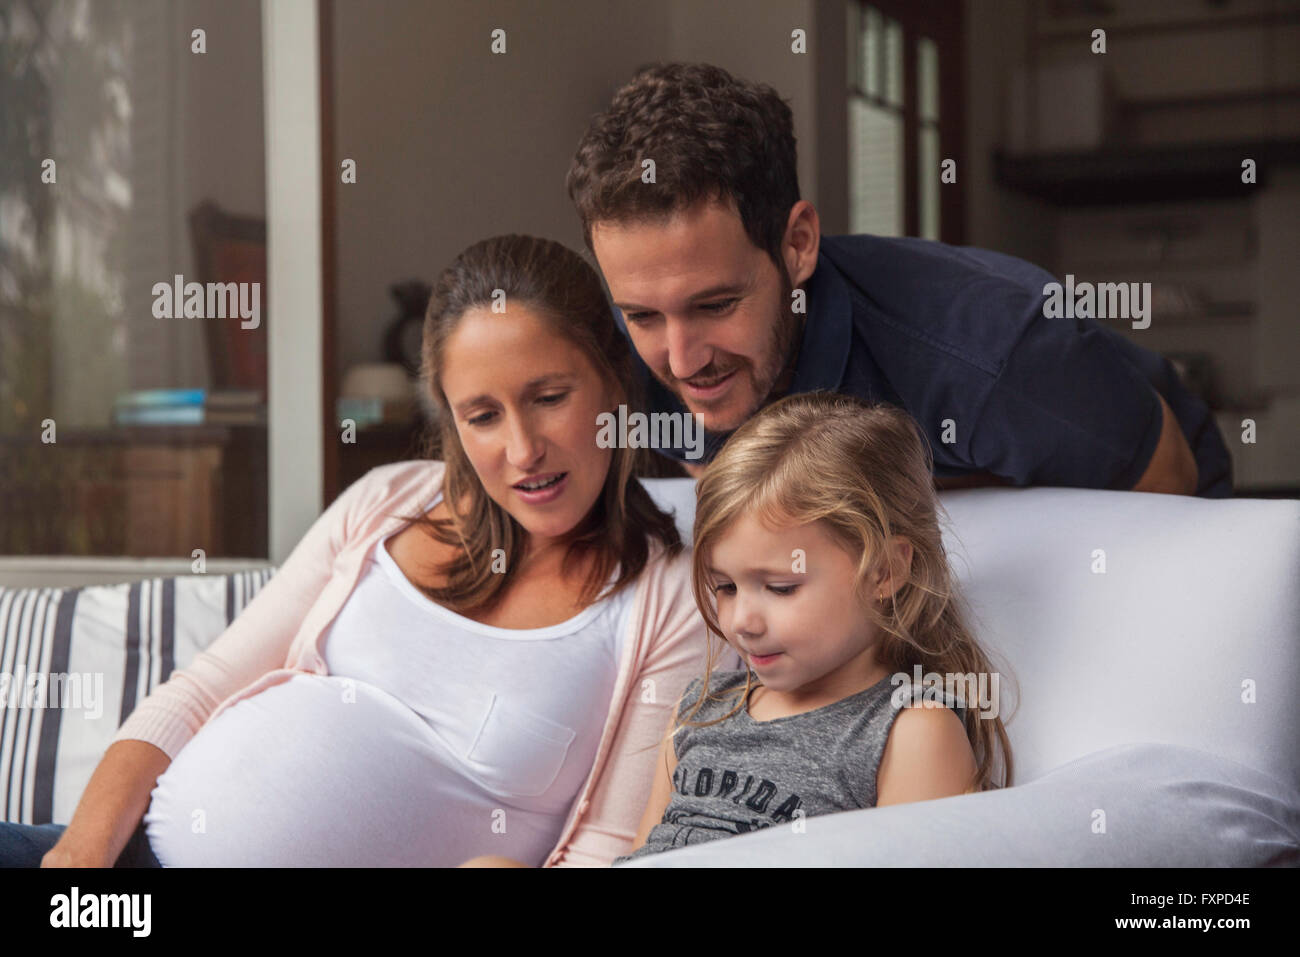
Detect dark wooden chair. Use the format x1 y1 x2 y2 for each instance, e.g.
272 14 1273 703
188 199 268 396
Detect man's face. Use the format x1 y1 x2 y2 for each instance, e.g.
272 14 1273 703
591 200 799 434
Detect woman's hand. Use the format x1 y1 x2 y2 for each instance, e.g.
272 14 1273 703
40 839 110 868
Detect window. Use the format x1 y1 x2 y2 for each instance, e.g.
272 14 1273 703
0 0 269 565
848 0 965 243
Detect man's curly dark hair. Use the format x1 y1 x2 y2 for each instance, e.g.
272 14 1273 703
565 62 800 272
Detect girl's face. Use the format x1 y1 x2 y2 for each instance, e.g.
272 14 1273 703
439 303 614 550
706 512 890 700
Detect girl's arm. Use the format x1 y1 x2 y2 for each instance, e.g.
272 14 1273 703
627 713 681 852
876 704 979 806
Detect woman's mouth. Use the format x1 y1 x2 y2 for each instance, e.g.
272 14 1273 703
512 472 568 504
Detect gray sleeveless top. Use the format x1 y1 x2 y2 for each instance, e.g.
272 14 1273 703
612 668 966 864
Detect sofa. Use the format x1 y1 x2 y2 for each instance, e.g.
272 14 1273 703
3 478 1297 866
620 480 1300 866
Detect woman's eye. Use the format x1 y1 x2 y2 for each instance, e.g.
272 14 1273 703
768 585 798 596
537 392 568 405
466 411 495 426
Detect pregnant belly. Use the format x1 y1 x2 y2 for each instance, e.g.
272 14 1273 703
144 674 549 866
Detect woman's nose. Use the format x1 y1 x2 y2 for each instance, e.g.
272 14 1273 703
505 415 545 468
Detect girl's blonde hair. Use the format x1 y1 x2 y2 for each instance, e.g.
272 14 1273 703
679 390 1016 792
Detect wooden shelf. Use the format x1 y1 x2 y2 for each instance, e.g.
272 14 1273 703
994 139 1300 206
1036 8 1300 41
0 425 267 558
336 420 428 492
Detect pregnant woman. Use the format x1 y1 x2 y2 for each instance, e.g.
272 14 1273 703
1 234 734 868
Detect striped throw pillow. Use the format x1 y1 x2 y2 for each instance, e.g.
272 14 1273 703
0 569 275 825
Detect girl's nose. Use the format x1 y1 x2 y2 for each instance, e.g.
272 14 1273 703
731 591 764 638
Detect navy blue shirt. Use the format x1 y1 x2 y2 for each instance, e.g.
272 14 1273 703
622 234 1232 497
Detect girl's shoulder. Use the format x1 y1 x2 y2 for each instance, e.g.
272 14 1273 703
677 668 751 722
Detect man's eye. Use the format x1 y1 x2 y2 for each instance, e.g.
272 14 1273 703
624 312 651 323
700 299 738 312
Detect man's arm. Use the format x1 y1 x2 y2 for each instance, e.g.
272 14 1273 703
1130 391 1197 495
936 391 1195 494
933 470 1013 491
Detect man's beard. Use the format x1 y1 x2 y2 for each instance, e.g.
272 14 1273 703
662 263 803 435
761 265 804 405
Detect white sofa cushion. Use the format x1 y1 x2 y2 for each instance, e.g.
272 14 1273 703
613 741 1300 866
0 570 273 825
640 479 1300 795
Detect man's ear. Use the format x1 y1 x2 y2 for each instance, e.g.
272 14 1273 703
784 200 821 286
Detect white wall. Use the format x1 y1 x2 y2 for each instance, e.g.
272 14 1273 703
330 0 830 382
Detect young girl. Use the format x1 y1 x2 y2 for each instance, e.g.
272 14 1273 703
610 390 1016 864
461 391 1015 867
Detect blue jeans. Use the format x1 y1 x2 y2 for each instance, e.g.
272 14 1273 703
0 820 162 868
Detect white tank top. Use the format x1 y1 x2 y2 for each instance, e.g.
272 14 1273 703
144 492 633 866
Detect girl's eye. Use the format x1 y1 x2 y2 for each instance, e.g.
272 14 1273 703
768 585 798 596
711 582 736 596
700 298 738 313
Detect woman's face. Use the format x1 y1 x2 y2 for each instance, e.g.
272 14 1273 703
438 303 614 548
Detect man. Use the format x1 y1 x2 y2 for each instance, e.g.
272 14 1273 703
564 62 1231 496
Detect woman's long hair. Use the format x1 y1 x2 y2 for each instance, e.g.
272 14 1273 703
393 234 682 615
679 391 1016 792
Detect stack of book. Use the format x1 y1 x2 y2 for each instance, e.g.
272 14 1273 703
336 396 416 428
112 388 265 426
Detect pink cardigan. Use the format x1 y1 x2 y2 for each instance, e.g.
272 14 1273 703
110 460 738 866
